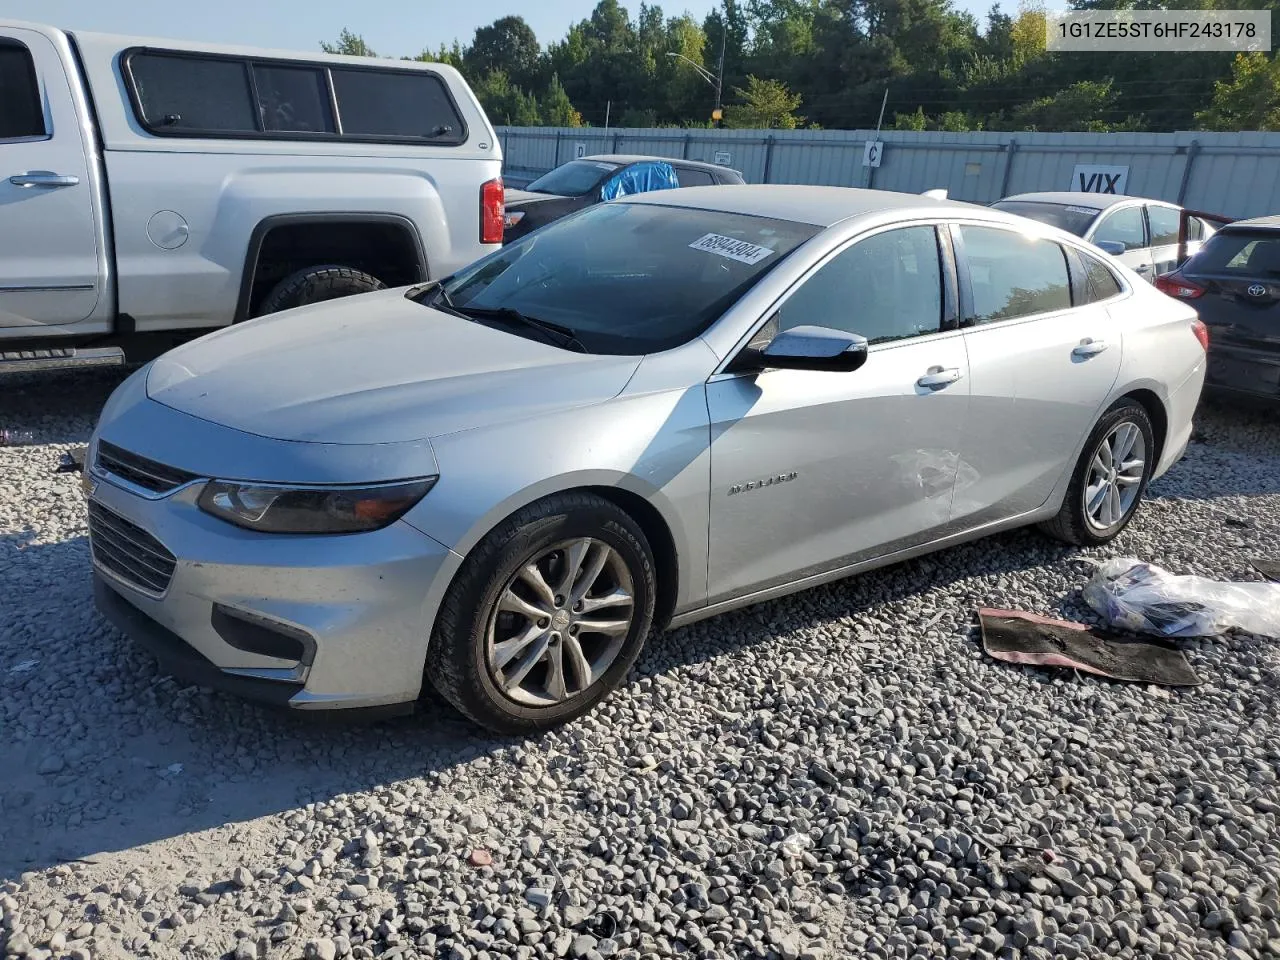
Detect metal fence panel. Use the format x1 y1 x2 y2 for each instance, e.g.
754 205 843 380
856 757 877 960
498 126 1280 220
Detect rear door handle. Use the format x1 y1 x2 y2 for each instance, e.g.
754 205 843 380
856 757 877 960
9 173 80 188
1072 338 1109 358
917 366 963 389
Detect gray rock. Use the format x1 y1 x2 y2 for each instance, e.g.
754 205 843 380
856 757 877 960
306 938 338 960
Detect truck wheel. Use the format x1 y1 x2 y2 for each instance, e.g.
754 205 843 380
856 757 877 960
256 265 385 316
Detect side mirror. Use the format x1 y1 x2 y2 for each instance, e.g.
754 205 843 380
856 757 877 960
743 325 869 373
1095 240 1126 256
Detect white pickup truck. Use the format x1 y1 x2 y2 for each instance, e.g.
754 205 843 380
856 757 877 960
0 22 504 370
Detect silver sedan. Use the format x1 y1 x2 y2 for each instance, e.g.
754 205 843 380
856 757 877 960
86 186 1208 733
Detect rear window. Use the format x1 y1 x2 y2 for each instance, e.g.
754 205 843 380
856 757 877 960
1080 252 1123 301
330 68 462 140
1187 231 1280 277
991 200 1100 237
126 50 465 144
435 203 820 354
0 39 45 139
675 168 717 187
525 160 620 197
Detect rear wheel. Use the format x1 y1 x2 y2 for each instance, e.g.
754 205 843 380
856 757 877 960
256 265 385 316
426 493 656 735
1039 398 1155 546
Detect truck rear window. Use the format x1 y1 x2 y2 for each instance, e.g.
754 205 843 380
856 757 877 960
125 49 466 145
0 39 45 139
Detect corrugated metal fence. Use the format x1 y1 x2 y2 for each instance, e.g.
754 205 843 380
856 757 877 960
497 127 1280 220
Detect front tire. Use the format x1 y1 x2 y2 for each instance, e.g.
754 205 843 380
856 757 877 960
1039 398 1155 547
426 493 657 735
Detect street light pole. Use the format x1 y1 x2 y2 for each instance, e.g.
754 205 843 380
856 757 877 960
668 27 727 125
714 27 725 118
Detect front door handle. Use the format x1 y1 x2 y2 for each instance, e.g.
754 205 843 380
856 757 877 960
1072 338 1109 358
9 173 80 188
917 366 963 390
1134 263 1152 274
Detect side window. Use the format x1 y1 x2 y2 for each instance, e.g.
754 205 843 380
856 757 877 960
254 65 334 133
1093 206 1146 251
1080 252 1123 302
330 68 463 140
675 168 716 188
1186 217 1205 242
777 226 943 345
959 226 1071 323
1147 205 1180 246
129 53 258 132
0 40 47 139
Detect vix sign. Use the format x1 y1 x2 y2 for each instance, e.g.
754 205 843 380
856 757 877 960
1071 164 1130 195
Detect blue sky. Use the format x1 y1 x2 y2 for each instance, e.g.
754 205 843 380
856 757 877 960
12 0 993 57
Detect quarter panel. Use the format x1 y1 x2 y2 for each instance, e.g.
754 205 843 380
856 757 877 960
105 153 500 330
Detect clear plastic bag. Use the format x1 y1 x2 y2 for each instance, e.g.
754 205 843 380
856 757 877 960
1083 558 1280 638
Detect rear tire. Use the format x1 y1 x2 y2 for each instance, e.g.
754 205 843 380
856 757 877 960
1039 398 1155 547
426 493 657 735
256 265 385 316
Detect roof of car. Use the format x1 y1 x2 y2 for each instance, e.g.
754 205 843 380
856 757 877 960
616 184 999 228
1223 214 1280 230
586 154 739 174
998 192 1169 211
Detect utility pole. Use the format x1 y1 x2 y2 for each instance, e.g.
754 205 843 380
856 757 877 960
714 26 726 125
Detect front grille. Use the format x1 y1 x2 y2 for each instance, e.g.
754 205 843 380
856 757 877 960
88 501 177 595
97 440 198 494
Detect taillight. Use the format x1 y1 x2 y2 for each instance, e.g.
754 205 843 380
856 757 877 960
1154 272 1205 300
480 178 504 244
1191 317 1210 352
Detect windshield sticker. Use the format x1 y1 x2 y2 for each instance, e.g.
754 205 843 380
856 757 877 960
1065 205 1100 216
689 233 777 265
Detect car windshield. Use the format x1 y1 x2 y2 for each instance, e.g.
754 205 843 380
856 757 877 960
432 202 820 354
1186 230 1280 277
992 200 1101 237
525 159 621 197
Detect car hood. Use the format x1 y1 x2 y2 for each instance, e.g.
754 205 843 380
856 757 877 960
146 289 641 445
504 188 570 206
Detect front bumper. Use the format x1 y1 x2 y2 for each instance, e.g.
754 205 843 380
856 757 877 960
88 472 460 711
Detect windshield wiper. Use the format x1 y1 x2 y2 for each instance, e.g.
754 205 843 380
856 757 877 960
454 305 588 353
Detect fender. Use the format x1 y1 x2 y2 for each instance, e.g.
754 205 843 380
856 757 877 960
234 212 428 322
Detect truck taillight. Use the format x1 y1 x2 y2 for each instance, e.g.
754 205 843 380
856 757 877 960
481 179 504 245
1192 317 1210 352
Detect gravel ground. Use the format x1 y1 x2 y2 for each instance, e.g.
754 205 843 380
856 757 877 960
2 367 1280 960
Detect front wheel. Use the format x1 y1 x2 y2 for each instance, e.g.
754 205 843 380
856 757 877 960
1039 398 1156 547
426 493 657 735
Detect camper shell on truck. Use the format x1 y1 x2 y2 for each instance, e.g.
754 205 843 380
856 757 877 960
0 21 504 371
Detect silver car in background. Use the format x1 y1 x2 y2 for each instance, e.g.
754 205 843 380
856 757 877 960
992 192 1217 281
86 186 1207 733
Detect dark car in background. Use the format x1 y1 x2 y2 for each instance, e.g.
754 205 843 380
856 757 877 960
502 154 746 242
1156 216 1280 402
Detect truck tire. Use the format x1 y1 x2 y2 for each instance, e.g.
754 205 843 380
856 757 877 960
256 265 385 316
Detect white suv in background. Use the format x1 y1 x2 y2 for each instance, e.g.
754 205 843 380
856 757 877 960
992 193 1216 282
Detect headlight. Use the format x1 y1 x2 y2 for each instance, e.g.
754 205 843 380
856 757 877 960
503 210 526 228
197 477 437 534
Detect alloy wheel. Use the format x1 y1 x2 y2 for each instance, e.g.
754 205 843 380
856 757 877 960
1083 420 1147 532
485 538 635 707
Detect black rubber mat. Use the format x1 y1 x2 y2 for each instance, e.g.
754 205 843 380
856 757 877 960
979 608 1199 686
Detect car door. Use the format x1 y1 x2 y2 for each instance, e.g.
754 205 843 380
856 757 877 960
0 29 101 328
952 224 1123 526
1146 203 1183 276
1090 204 1153 281
705 223 971 603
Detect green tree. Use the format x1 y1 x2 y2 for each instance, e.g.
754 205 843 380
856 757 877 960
893 106 928 130
541 74 585 127
725 75 805 128
472 70 542 126
321 29 377 57
1198 52 1280 131
466 17 542 90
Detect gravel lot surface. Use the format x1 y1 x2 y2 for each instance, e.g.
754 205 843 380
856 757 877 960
2 367 1280 960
